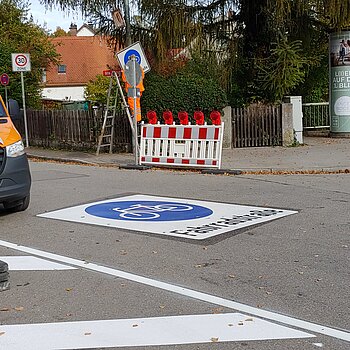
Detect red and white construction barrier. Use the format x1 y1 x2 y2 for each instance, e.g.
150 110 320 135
139 123 224 168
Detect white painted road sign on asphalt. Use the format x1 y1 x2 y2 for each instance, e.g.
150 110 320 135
0 313 314 349
38 194 297 240
0 240 350 350
117 42 150 73
11 53 31 72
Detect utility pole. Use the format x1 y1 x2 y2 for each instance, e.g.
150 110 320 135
123 0 132 46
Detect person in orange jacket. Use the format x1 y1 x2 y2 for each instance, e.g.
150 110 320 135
121 68 144 122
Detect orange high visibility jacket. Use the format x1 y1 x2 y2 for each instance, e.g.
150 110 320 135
121 69 145 122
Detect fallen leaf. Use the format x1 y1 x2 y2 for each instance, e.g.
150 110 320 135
14 307 24 311
84 332 92 336
195 264 202 268
65 288 73 292
228 274 235 278
266 291 272 295
120 250 127 255
211 337 219 342
0 332 5 336
299 271 304 275
0 308 10 312
212 307 224 314
132 324 138 327
159 305 165 309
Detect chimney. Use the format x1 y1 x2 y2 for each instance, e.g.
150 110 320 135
69 23 77 36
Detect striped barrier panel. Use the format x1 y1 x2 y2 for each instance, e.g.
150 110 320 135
139 123 224 168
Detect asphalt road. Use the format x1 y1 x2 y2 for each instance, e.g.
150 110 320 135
0 160 349 350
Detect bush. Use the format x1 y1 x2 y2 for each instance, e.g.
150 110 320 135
141 66 227 123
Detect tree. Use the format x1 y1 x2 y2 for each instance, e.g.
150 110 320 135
0 0 59 108
51 26 70 37
84 74 114 106
41 1 350 104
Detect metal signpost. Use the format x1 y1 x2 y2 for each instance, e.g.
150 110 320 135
11 53 31 147
124 56 143 164
117 42 150 165
0 73 9 108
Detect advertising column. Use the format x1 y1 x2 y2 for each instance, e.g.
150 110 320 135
330 32 350 137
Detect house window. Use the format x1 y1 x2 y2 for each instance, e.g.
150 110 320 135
58 64 66 73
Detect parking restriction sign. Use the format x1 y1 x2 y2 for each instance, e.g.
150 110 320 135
0 73 9 86
12 53 31 72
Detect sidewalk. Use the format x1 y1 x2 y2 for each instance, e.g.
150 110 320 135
26 137 350 173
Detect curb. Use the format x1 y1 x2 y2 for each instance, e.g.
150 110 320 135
27 154 99 166
27 154 350 175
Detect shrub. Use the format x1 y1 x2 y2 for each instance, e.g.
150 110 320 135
141 67 227 123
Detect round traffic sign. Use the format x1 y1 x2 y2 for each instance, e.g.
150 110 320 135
85 200 213 222
124 49 142 65
0 73 9 86
15 54 27 67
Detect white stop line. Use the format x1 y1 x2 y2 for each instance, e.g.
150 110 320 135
0 239 349 343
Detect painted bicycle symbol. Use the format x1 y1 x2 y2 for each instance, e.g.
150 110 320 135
85 200 213 222
112 203 193 220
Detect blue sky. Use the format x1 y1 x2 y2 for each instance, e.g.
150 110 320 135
29 0 84 32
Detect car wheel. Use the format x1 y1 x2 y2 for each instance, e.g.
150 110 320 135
4 194 30 212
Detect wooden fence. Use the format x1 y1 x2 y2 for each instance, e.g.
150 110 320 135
232 105 282 148
14 109 132 152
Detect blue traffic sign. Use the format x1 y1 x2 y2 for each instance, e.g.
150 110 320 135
85 200 213 222
117 42 151 73
124 49 142 65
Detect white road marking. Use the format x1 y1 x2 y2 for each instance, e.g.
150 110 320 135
0 239 349 342
37 194 297 240
0 256 76 271
0 313 314 350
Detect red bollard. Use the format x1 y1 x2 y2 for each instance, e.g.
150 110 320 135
194 110 205 125
147 110 158 124
178 111 189 125
162 110 174 125
210 110 221 125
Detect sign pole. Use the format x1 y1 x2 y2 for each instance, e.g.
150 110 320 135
4 86 8 109
20 71 29 148
132 57 139 165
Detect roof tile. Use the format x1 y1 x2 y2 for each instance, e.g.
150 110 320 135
46 36 119 86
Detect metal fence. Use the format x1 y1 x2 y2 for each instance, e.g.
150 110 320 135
302 102 329 129
232 105 282 148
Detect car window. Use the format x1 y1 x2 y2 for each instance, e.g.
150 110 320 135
0 102 6 117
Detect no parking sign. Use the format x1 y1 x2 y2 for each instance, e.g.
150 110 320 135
117 42 150 73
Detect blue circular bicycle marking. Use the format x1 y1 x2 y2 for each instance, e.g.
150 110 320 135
124 50 141 64
85 201 213 222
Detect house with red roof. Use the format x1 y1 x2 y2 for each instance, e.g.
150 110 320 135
42 24 120 105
